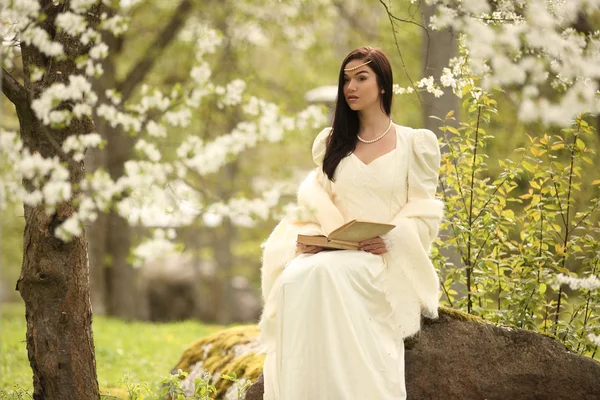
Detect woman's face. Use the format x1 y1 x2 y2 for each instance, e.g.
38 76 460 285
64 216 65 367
343 59 381 112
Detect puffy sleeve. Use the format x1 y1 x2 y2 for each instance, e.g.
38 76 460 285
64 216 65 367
312 127 332 166
381 128 444 323
408 128 441 201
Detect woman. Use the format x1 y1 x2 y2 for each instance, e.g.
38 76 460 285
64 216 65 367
259 46 444 400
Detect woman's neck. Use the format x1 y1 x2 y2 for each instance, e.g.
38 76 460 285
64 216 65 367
357 109 391 140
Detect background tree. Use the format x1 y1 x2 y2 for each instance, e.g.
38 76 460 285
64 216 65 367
2 2 104 398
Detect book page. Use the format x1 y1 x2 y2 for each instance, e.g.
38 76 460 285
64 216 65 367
329 220 395 242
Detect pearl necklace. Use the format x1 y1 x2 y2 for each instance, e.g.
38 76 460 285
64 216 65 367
357 119 393 144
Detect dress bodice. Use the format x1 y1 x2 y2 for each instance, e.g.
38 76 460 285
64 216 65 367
329 126 412 224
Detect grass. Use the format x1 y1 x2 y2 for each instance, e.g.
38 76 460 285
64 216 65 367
0 301 223 396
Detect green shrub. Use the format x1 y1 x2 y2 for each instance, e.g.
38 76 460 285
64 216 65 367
434 85 600 358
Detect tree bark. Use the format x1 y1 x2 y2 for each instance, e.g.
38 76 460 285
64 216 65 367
9 3 103 398
421 3 459 133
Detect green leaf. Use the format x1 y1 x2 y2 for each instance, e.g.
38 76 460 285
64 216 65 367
522 161 536 173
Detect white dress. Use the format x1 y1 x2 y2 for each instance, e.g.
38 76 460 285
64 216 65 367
272 131 410 399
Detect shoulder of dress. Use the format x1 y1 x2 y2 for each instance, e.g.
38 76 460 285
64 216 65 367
411 128 439 153
312 127 332 166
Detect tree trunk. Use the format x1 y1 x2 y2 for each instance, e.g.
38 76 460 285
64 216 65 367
86 1 192 320
421 3 459 133
10 4 103 397
86 23 123 316
214 217 236 324
212 160 239 325
85 146 108 315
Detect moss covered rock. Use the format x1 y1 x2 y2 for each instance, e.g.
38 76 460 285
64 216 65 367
171 325 264 399
174 306 600 399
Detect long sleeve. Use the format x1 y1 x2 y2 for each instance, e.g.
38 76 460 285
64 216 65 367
405 128 443 245
408 128 441 202
381 128 444 330
296 127 345 235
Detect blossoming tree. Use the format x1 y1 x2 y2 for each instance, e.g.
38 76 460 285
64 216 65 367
1 0 330 396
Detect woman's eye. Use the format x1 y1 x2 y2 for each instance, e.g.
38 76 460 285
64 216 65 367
359 77 366 81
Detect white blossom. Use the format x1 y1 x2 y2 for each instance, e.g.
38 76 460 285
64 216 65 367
96 104 143 133
69 0 98 14
100 14 130 36
56 12 87 36
146 120 167 138
135 139 162 162
131 229 180 267
55 214 83 242
89 42 109 60
588 333 600 347
21 26 64 57
62 133 102 162
164 108 192 128
31 75 96 126
556 273 600 291
30 67 45 83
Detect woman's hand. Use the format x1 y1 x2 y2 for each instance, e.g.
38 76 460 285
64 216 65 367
360 237 388 255
296 242 324 254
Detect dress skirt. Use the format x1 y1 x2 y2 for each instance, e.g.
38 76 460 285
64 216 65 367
269 250 407 400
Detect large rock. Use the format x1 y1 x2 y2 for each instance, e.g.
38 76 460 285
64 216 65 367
171 325 265 399
141 253 261 323
175 306 600 399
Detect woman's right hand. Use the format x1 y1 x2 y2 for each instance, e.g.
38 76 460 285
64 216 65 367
296 242 324 254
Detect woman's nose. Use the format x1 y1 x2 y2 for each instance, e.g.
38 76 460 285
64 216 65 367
347 80 356 92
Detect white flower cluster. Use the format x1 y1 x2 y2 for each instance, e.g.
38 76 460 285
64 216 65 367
99 13 130 36
393 53 476 100
216 79 247 109
588 333 600 347
80 169 116 213
0 131 24 210
295 104 328 131
62 133 103 162
134 139 161 162
21 26 64 57
426 0 600 126
56 12 87 36
69 0 100 14
230 20 269 46
96 104 143 132
556 273 600 291
204 188 282 228
392 85 415 95
31 75 97 127
417 76 445 98
176 101 325 177
131 229 179 268
190 62 212 86
30 66 45 83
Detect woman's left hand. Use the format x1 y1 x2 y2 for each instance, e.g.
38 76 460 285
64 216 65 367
359 237 388 255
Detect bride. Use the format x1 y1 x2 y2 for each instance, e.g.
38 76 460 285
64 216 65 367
259 46 444 400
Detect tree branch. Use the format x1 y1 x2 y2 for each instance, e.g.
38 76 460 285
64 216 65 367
332 0 378 40
117 0 192 102
2 68 29 109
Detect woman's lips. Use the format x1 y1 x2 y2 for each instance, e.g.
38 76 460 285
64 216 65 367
347 96 359 102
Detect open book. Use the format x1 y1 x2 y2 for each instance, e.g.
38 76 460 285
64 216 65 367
297 219 396 251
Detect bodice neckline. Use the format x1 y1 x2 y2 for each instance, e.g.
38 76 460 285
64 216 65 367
351 148 396 166
350 124 402 166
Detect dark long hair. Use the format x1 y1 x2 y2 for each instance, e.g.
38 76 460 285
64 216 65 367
322 46 393 180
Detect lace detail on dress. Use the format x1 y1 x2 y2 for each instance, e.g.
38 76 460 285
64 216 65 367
414 129 429 152
350 168 385 220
